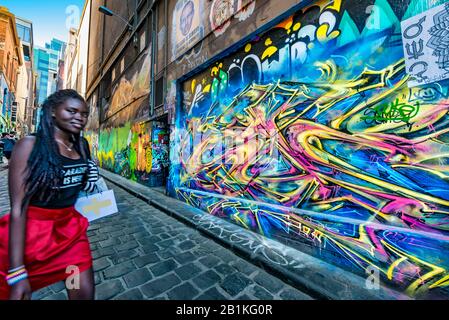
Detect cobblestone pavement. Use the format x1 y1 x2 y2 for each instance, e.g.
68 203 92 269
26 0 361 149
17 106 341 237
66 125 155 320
0 169 312 300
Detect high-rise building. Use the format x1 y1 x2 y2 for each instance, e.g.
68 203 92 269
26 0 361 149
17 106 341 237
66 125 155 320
45 38 66 94
33 38 66 127
34 46 50 106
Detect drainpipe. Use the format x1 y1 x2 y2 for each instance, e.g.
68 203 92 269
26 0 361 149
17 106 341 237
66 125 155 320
100 0 106 76
134 0 138 44
150 1 157 118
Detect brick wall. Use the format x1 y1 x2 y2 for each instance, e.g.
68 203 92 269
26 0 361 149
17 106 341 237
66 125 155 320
0 9 22 93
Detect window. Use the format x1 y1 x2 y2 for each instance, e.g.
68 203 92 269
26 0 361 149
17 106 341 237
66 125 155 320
38 61 49 69
140 31 146 53
155 76 164 107
6 53 10 78
23 45 30 61
24 27 30 43
17 25 31 43
138 18 148 53
16 25 25 40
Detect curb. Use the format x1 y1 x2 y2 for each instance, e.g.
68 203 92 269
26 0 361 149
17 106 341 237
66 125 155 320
100 168 411 300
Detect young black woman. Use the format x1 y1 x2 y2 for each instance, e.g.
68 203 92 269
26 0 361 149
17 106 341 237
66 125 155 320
0 89 99 300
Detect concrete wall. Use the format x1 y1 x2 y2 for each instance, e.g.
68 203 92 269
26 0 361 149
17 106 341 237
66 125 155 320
169 0 449 298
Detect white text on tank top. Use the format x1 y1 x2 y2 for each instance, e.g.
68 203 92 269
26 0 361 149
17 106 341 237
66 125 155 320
61 164 87 189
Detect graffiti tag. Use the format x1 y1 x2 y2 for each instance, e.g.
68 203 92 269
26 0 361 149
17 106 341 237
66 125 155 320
361 99 420 126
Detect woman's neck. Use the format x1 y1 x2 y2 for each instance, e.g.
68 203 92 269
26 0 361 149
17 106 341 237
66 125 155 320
54 126 72 143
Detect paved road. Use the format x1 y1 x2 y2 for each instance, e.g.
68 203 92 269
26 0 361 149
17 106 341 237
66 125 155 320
0 167 312 300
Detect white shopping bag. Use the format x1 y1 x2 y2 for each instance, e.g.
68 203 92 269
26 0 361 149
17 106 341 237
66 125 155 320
75 189 118 222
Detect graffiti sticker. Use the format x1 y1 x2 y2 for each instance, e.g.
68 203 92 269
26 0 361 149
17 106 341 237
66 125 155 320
401 3 449 87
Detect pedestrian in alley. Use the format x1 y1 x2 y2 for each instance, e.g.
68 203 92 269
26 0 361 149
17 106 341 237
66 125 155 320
0 132 15 166
0 138 4 164
8 132 17 142
0 89 99 300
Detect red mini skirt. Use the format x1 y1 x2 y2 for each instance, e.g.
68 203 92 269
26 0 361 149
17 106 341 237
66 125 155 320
0 206 93 299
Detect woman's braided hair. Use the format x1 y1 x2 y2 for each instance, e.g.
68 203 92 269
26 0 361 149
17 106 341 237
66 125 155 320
24 89 89 205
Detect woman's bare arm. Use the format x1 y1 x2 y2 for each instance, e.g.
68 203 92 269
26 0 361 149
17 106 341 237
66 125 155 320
8 136 35 269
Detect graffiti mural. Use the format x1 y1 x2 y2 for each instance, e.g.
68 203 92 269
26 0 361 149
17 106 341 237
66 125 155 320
101 48 151 126
171 0 205 60
209 0 256 37
172 0 449 297
85 48 166 187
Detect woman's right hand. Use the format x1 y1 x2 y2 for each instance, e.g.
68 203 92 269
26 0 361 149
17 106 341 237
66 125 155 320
9 279 32 300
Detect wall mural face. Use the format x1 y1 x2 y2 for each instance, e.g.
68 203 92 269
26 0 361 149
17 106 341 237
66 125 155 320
173 0 449 297
171 0 205 61
85 49 166 187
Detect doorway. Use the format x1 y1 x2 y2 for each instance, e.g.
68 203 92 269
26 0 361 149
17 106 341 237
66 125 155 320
151 115 169 193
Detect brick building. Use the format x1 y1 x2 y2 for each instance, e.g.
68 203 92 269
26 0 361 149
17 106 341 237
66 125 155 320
0 6 23 132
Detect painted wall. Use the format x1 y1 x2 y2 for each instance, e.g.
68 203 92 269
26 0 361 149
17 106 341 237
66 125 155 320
85 48 168 187
171 0 449 298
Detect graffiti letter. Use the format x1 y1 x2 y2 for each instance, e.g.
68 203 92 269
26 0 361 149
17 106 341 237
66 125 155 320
241 54 262 84
223 128 235 166
290 42 308 70
409 61 429 82
406 39 425 60
403 17 426 40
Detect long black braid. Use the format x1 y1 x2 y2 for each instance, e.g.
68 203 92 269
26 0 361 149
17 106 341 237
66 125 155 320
23 89 89 206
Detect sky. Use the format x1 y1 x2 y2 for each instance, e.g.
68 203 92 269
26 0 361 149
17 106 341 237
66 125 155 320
1 0 86 47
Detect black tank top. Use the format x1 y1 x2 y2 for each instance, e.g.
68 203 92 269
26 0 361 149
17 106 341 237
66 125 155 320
29 155 88 209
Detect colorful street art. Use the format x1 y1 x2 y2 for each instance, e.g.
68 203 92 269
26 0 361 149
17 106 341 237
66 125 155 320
101 48 151 126
171 0 205 60
209 0 256 37
172 0 449 297
85 48 167 187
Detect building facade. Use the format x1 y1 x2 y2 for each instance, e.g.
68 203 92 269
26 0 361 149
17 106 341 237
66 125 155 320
85 0 167 188
15 16 36 135
64 28 78 91
34 46 50 105
85 0 449 298
64 0 91 98
0 6 23 133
